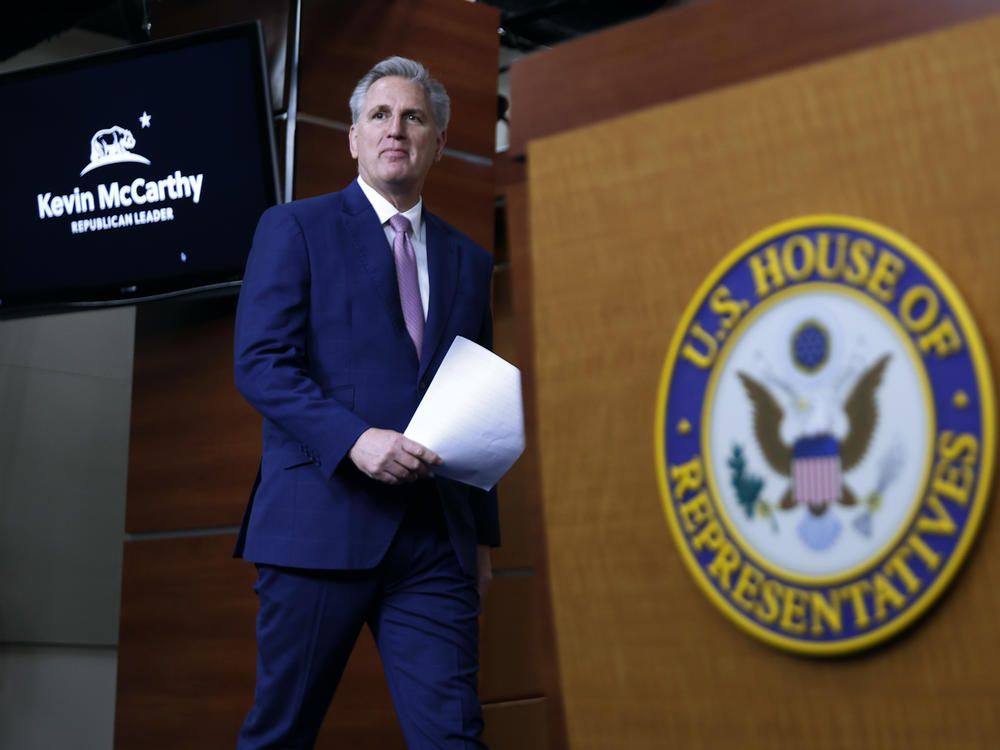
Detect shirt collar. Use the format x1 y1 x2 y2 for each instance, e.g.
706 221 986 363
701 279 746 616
356 176 423 235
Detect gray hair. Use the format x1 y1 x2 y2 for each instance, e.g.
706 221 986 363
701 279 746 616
349 56 450 133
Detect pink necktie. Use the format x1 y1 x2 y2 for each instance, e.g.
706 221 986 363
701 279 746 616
389 213 424 355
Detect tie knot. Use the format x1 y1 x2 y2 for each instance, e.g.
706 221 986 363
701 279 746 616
389 213 411 235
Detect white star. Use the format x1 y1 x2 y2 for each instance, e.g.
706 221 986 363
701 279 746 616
139 111 151 128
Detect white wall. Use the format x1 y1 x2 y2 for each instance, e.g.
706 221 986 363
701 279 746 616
0 29 133 750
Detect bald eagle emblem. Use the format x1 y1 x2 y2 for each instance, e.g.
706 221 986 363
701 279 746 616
739 353 888 510
730 315 904 550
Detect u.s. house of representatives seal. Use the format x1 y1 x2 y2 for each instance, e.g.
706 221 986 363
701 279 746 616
655 215 995 655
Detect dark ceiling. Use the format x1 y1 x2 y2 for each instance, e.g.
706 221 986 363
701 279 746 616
2 1 692 63
485 0 687 51
2 1 150 61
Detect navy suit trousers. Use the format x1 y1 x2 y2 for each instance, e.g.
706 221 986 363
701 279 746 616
236 492 487 749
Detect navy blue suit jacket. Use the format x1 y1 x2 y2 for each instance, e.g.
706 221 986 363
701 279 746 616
233 180 500 575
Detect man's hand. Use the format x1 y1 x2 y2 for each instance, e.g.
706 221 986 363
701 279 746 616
349 427 442 484
476 544 492 601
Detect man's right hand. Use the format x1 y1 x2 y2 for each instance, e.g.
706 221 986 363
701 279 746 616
349 427 442 484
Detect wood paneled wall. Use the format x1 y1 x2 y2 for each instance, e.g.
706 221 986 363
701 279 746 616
526 13 1000 750
297 0 498 158
117 2 548 748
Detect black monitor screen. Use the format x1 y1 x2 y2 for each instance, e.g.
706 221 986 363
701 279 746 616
0 21 279 316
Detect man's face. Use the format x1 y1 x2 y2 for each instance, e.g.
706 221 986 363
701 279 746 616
349 75 446 203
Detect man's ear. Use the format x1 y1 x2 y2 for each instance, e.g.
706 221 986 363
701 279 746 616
348 124 358 159
435 129 447 161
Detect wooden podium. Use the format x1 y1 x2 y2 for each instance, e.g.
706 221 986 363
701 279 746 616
527 15 1000 750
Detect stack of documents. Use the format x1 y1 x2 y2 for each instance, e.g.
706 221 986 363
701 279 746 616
404 336 525 490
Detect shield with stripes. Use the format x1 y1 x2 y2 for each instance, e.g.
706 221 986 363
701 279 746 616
792 434 841 511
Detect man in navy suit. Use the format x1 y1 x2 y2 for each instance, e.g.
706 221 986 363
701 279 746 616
233 56 499 749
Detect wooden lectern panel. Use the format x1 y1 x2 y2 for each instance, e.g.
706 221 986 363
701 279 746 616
508 0 1000 157
528 15 1000 750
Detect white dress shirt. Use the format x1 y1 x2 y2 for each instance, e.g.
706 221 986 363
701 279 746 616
356 176 430 319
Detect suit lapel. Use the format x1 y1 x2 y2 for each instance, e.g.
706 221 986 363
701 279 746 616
342 182 418 363
420 212 459 380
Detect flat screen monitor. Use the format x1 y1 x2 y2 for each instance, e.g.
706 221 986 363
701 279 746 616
0 21 280 317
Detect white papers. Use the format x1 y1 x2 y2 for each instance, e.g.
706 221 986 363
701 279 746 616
404 336 525 490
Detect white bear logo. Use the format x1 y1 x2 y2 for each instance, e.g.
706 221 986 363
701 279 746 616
90 126 136 161
81 124 150 175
